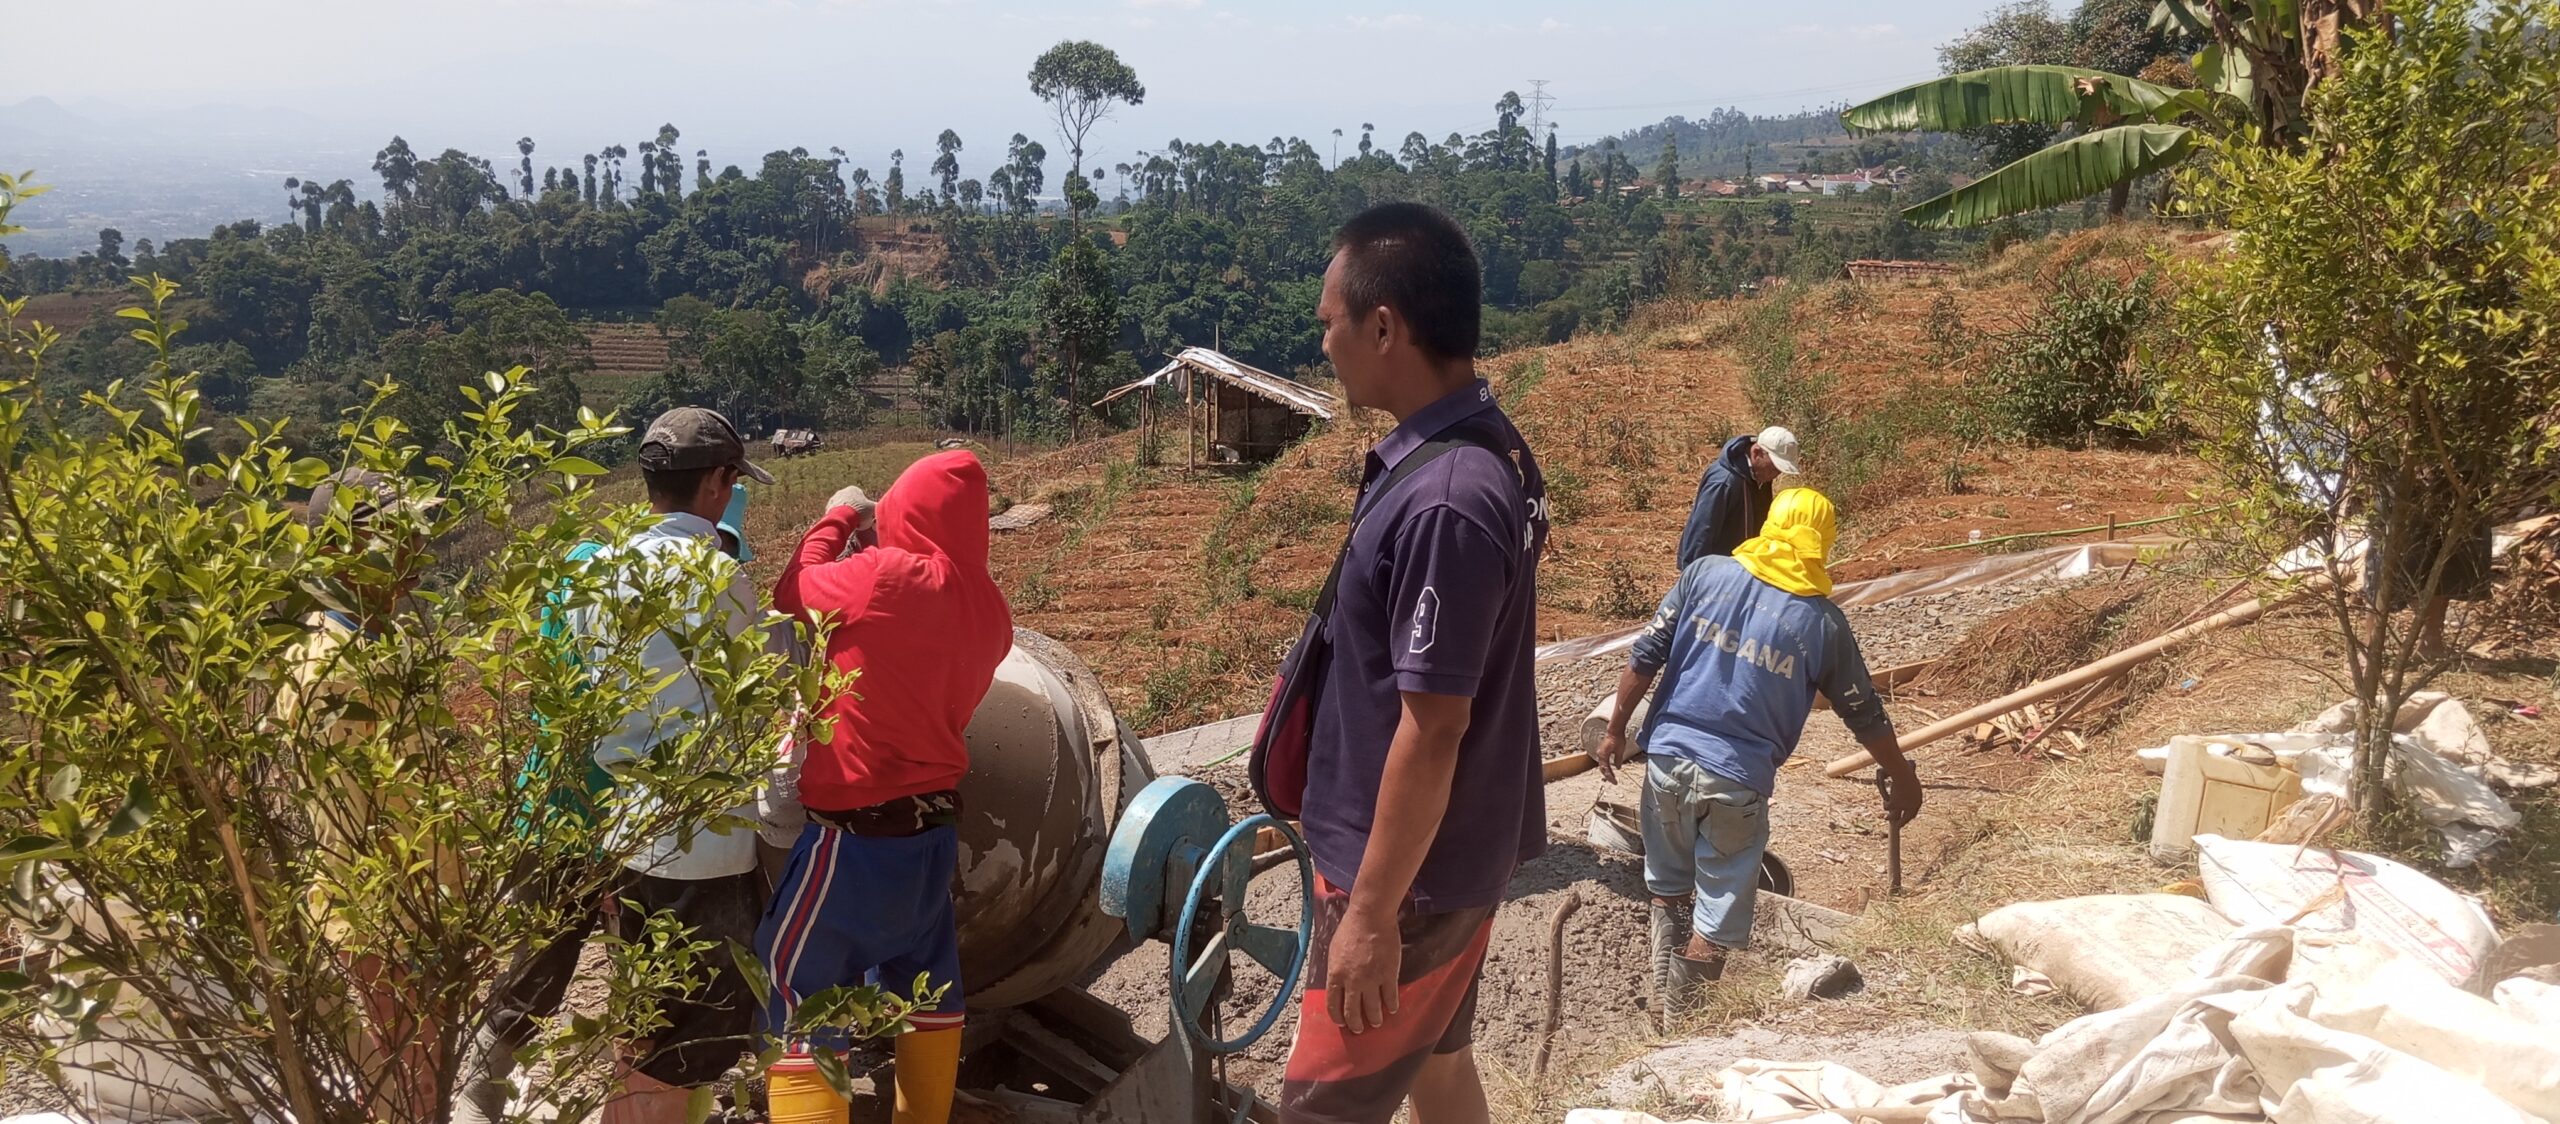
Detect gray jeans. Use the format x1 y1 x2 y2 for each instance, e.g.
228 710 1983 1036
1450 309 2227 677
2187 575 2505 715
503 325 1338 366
1639 756 1770 948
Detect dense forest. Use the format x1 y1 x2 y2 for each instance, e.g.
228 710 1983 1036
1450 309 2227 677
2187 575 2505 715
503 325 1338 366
0 43 1985 457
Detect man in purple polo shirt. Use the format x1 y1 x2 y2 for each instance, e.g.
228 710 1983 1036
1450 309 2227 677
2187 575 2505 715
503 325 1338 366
1280 203 1548 1124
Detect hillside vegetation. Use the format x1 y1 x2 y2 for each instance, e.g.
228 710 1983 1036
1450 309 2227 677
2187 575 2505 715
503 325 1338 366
954 226 2215 733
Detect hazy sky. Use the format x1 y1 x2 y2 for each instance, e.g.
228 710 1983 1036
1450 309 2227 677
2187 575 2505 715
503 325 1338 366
6 0 1988 174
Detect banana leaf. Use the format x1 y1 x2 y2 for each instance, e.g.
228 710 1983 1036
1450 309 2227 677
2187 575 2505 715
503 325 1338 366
1841 65 2196 134
1899 123 2197 229
2192 43 2260 108
2151 0 2213 37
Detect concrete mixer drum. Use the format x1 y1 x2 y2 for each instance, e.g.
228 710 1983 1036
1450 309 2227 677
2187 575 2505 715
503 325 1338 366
951 629 1152 1010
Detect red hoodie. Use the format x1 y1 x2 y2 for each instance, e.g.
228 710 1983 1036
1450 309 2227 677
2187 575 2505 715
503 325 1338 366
774 451 1014 812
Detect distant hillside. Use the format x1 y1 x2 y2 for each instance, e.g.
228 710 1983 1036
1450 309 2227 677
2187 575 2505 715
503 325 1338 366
1570 107 1973 181
576 323 672 413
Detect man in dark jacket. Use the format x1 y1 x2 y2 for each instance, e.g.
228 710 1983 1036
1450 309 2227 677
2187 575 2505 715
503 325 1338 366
1674 426 1799 571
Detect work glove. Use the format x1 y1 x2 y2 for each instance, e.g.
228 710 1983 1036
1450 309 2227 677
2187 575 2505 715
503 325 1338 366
828 485 875 530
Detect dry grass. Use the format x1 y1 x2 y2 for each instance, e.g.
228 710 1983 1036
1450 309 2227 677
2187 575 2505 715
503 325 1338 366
1911 582 2159 697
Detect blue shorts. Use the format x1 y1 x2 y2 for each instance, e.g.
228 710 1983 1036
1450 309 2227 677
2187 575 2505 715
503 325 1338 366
1639 756 1771 949
754 822 966 1048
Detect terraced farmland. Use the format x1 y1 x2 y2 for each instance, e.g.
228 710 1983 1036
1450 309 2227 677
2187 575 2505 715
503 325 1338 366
577 322 670 412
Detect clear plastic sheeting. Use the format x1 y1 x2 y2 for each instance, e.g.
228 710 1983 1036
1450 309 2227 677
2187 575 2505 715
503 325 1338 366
1534 537 2181 665
2133 692 2536 867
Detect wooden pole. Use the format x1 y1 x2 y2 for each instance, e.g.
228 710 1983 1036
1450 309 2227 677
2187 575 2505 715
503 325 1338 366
1823 586 2314 777
1185 370 1197 471
2107 513 2119 541
1541 752 1597 784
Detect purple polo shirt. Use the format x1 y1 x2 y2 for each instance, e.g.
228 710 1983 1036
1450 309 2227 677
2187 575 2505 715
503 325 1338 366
1304 379 1550 912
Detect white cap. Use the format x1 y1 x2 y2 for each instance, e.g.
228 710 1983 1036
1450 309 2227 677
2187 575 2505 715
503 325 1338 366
1756 426 1802 475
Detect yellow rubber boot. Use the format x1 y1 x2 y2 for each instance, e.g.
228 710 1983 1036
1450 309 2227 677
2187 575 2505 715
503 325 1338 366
891 1027 962 1124
767 1054 850 1124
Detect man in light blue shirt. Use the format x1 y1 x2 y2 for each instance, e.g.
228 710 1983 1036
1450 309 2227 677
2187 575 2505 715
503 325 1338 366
465 407 779 1124
1596 487 1921 1023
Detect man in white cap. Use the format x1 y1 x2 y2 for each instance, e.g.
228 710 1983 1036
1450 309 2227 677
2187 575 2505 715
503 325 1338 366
1674 425 1799 572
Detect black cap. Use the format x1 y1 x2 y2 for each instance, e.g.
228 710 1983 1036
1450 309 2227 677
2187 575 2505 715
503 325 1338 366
636 407 775 485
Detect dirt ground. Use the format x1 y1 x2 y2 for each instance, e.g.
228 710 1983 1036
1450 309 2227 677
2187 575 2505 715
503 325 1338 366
1075 575 2089 1108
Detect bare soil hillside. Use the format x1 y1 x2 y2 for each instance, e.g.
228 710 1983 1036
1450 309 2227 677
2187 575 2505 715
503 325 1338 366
983 227 2218 734
20 290 135 328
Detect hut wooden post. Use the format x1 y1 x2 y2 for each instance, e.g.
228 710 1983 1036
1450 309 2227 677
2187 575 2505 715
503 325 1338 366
1185 369 1197 471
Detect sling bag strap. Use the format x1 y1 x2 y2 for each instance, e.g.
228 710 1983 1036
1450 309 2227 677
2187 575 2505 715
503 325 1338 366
1306 425 1517 631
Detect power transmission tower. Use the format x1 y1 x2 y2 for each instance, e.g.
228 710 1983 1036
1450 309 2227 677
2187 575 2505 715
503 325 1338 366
1525 80 1555 137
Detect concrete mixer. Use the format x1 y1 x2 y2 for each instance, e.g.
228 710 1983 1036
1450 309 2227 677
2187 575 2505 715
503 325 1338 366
941 629 1311 1123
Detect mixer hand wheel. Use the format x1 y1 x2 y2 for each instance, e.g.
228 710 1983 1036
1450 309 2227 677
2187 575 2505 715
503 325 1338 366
1170 814 1313 1054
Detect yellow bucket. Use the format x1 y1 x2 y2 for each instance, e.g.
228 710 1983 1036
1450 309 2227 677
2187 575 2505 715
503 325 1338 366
767 1054 848 1124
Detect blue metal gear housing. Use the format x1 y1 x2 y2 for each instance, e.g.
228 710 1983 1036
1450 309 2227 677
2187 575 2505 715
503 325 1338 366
1100 776 1232 944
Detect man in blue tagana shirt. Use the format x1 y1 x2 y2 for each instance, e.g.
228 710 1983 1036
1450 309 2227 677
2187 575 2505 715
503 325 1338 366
1597 487 1922 1024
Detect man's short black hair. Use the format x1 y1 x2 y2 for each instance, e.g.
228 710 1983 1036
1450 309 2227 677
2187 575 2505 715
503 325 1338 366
1331 203 1482 363
642 465 719 508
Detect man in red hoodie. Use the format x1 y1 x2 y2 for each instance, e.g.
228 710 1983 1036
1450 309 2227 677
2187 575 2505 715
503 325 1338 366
756 450 1012 1124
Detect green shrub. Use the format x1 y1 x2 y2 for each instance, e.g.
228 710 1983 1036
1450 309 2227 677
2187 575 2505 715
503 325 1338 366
1545 465 1589 524
1497 354 1549 411
1924 289 1970 365
1625 472 1658 511
0 260 920 1121
1980 273 2168 447
1016 571 1061 611
1592 558 1654 619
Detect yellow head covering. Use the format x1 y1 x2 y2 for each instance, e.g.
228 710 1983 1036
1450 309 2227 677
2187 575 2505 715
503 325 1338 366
1733 487 1838 597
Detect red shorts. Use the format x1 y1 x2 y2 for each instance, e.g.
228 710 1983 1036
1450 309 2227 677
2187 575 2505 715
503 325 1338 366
1278 876 1497 1124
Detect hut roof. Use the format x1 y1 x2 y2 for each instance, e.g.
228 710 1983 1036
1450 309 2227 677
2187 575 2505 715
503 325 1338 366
1093 347 1343 419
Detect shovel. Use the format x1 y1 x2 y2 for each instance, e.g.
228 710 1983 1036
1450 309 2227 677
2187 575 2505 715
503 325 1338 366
1874 768 1903 896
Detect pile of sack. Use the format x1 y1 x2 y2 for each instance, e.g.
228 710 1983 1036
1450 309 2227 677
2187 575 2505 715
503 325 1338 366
1564 836 2558 1124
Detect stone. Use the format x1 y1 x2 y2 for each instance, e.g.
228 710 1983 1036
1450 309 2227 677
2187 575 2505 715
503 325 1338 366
1780 954 1864 1001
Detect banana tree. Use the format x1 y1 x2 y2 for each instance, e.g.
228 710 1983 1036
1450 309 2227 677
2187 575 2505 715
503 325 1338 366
1842 64 2230 228
2151 0 2374 142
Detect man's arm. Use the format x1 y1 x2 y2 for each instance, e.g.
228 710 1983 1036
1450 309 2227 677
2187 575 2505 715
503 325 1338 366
1330 690 1471 1035
1817 610 1922 824
1326 500 1516 1035
1595 667 1656 783
1674 471 1730 570
773 504 872 622
1597 562 1695 777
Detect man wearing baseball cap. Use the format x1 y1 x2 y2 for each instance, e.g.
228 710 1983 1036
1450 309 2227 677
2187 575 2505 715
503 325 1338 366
462 407 778 1124
1674 425 1800 572
639 406 778 489
286 467 455 1120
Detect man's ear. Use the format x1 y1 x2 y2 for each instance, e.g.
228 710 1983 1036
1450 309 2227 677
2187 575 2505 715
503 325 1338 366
1368 304 1399 354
